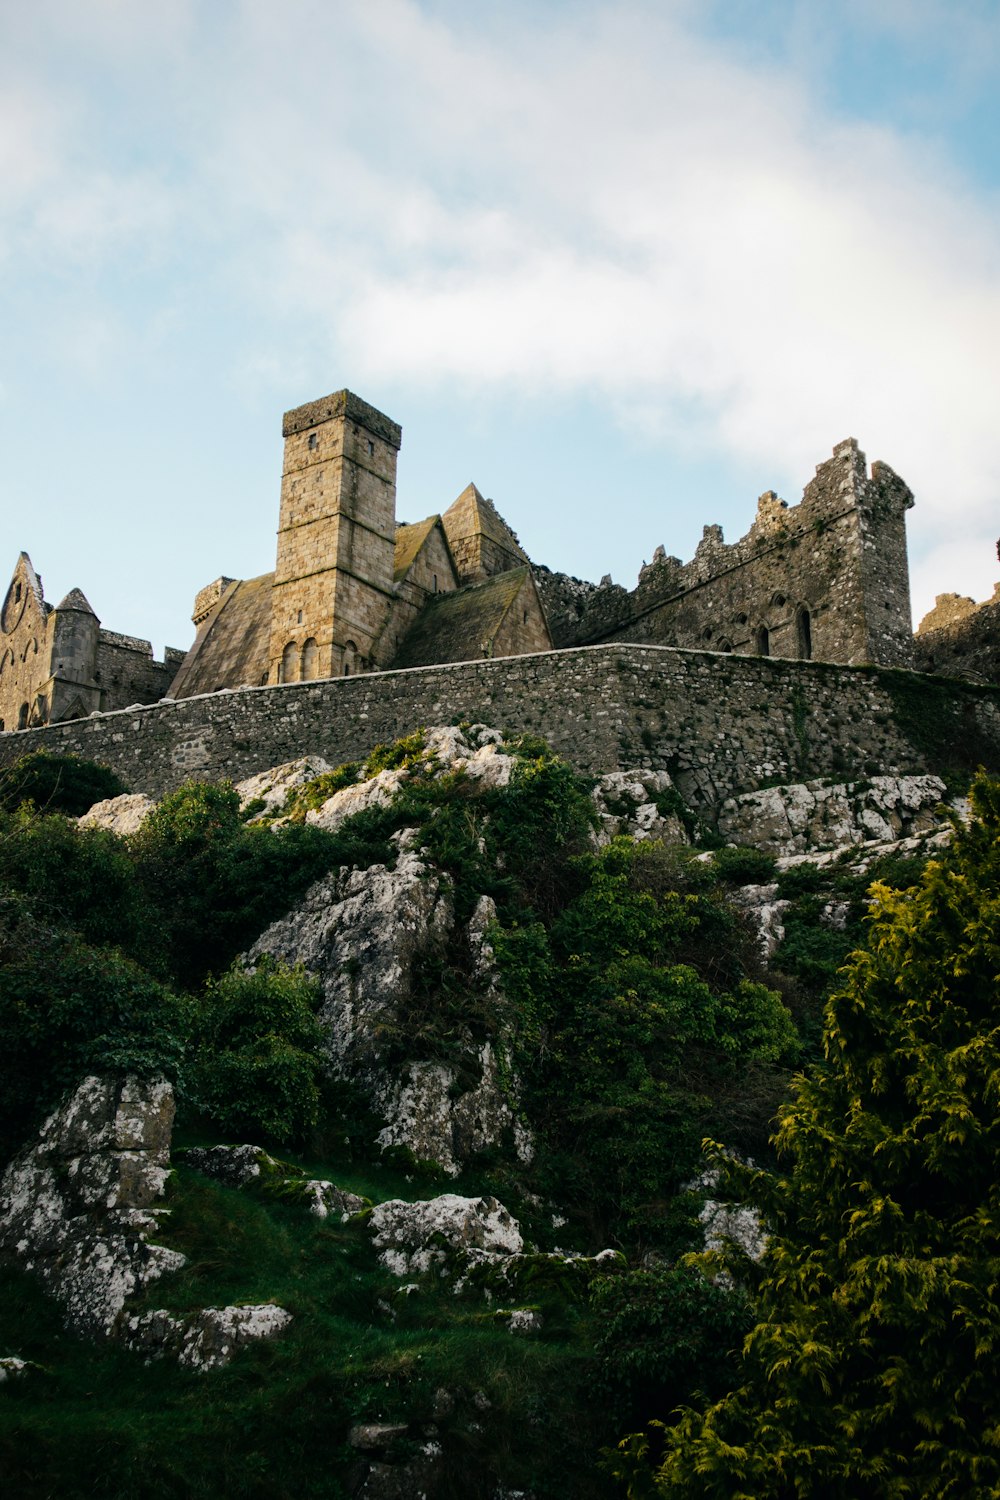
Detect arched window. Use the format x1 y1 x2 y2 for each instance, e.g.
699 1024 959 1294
342 640 357 677
279 640 298 684
796 606 812 660
17 702 29 730
756 626 770 657
300 637 318 681
717 638 733 653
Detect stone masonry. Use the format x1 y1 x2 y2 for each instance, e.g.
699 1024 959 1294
1 644 997 814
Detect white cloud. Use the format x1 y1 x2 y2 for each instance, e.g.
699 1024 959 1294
3 0 999 609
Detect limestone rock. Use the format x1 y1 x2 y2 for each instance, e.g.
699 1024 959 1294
717 774 947 856
369 1194 524 1277
506 1309 543 1336
78 792 156 836
0 1075 184 1340
727 882 792 960
250 841 454 1070
688 1167 766 1264
250 844 529 1176
181 1143 279 1188
304 767 408 833
235 755 331 817
592 769 687 847
125 1303 293 1371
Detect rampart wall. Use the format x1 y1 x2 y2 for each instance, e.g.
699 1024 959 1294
0 645 997 811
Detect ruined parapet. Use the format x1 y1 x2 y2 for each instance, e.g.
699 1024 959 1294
913 581 1000 685
545 437 916 669
193 577 236 626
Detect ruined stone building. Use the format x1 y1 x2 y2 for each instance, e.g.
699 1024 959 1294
0 554 183 733
2 385 995 733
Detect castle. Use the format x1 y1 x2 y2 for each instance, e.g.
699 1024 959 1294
0 386 991 736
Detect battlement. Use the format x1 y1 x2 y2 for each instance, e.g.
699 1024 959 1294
281 389 403 448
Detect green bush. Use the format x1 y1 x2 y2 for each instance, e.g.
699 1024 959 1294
0 751 127 817
0 807 153 959
496 838 800 1248
593 1266 751 1430
185 959 326 1144
712 844 777 885
129 781 341 986
0 893 188 1161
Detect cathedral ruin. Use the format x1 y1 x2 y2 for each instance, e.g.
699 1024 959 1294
1 385 990 734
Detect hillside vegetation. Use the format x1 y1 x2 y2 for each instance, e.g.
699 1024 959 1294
0 739 992 1498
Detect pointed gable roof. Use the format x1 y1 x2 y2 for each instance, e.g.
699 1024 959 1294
394 515 446 583
440 485 528 585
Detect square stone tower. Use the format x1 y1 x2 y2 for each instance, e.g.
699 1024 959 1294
269 390 402 683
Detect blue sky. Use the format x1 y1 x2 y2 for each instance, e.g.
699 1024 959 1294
2 0 999 657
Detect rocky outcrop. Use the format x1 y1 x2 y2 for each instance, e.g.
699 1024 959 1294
716 774 947 856
250 835 454 1070
78 792 157 835
0 1075 183 1340
250 837 529 1176
0 1076 293 1370
369 1194 524 1277
181 1144 368 1221
124 1303 293 1372
592 769 688 847
235 755 331 816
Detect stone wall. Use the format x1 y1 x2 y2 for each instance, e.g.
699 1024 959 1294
2 644 997 813
914 585 1000 686
537 439 915 670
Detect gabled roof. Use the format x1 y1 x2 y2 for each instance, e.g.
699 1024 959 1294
441 484 527 560
394 515 444 583
168 572 273 698
392 566 533 669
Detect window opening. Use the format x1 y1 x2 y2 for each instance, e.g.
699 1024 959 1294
300 637 318 681
308 432 318 450
280 640 298 684
796 606 812 660
756 626 770 657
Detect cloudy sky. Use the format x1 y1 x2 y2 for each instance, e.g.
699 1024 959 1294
2 0 999 656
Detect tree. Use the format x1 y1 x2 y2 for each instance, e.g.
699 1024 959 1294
627 776 1000 1498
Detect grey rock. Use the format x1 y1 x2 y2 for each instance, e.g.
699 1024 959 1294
0 1076 184 1340
370 1194 523 1277
78 793 157 836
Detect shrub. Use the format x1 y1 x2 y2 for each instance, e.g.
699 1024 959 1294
0 893 188 1160
0 751 127 817
129 781 341 986
185 959 326 1144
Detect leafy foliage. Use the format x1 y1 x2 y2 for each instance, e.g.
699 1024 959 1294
185 959 326 1144
497 838 799 1249
129 780 341 986
592 1266 752 1432
633 773 1000 1498
0 751 127 817
0 893 187 1159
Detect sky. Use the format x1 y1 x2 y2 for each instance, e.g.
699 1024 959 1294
2 0 999 658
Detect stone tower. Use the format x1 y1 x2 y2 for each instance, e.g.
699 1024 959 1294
268 390 403 683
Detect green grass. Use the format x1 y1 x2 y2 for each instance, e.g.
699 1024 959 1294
0 1157 618 1499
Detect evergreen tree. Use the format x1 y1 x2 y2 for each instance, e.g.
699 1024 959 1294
633 775 1000 1499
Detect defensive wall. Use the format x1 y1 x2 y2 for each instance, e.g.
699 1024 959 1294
1 644 998 811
